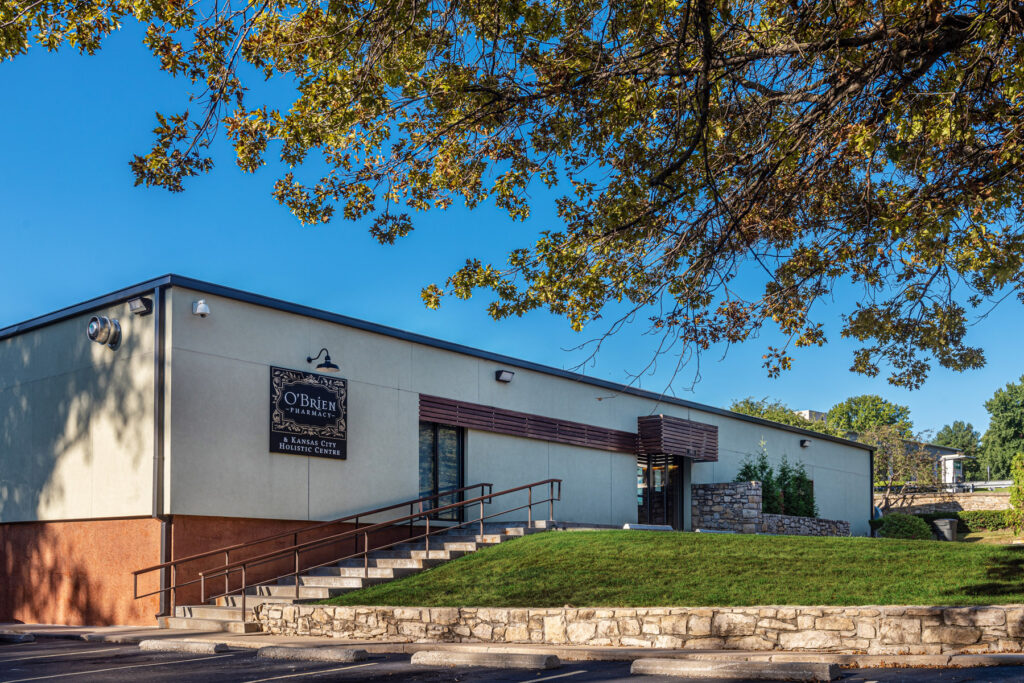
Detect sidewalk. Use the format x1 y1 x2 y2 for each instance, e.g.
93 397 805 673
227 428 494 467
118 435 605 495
5 622 1024 669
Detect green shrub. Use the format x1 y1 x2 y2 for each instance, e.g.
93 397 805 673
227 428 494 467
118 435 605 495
1010 453 1024 534
735 448 817 517
870 509 1011 534
878 513 933 540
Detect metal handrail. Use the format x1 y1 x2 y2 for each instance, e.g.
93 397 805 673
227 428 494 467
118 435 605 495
132 482 493 609
138 477 560 619
198 478 560 615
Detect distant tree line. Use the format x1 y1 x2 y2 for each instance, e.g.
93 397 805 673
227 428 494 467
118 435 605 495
730 378 1024 483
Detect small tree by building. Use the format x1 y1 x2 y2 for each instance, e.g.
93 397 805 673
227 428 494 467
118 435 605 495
865 424 938 511
735 445 817 518
1009 453 1024 534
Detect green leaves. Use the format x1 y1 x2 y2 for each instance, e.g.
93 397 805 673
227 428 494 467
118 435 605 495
14 0 1024 388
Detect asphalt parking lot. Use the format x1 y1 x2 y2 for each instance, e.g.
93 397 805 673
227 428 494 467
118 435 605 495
5 639 1024 682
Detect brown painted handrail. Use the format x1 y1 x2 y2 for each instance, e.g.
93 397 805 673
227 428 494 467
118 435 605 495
134 478 561 618
134 482 491 575
193 478 560 615
132 482 493 608
205 479 559 576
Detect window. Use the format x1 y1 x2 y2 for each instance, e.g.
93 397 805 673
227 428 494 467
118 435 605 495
418 422 465 521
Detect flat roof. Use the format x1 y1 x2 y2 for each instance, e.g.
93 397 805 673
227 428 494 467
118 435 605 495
0 274 874 452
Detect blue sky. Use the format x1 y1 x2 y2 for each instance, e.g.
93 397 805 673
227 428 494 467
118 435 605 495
2 24 1022 438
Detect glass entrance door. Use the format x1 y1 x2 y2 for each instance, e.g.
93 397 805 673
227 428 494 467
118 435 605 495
637 454 683 529
419 422 464 520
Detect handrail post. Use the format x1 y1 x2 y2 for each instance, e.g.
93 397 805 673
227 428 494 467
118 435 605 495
528 487 533 527
353 517 359 556
363 532 369 578
295 546 301 600
549 481 554 521
170 564 176 615
200 572 205 604
479 498 484 536
241 565 246 618
409 503 414 538
224 551 229 597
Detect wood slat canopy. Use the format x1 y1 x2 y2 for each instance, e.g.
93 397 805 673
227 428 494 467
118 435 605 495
419 395 637 454
637 415 718 462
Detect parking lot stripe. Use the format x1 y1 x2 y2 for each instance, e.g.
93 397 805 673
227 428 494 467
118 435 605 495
532 671 586 682
241 662 377 682
3 653 236 682
0 647 128 663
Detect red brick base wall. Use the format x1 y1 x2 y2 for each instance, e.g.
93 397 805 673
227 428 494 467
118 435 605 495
0 517 162 626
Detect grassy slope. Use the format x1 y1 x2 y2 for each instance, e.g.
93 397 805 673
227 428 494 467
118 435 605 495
324 530 1024 607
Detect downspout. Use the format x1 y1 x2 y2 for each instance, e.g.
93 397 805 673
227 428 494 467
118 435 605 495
152 286 169 617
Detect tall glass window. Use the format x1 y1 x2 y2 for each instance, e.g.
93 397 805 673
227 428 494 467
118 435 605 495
418 422 464 521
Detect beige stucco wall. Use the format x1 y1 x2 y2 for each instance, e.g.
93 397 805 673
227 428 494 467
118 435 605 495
0 302 154 523
164 287 871 534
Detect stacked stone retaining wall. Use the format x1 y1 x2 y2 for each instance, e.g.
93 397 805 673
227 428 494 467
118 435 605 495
877 491 1010 514
255 604 1024 655
761 514 850 537
692 481 849 536
691 482 762 533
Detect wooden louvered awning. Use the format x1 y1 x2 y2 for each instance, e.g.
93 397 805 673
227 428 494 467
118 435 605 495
419 394 637 453
637 414 718 462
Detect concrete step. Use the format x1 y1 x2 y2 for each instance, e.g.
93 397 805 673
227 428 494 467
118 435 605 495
159 616 259 633
322 566 418 579
247 584 349 599
213 594 298 607
365 557 445 569
281 574 389 589
175 604 249 621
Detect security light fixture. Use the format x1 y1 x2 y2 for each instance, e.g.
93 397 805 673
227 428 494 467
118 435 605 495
307 348 340 372
87 316 121 348
495 369 515 383
128 297 153 316
800 439 812 448
192 299 210 318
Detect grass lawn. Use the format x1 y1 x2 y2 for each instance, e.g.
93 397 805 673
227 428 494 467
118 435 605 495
322 530 1024 607
959 529 1024 545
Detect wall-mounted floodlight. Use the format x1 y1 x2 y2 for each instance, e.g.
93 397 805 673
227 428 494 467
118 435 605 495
87 316 121 348
495 369 515 383
192 299 210 318
307 348 340 372
800 439 812 448
128 297 153 316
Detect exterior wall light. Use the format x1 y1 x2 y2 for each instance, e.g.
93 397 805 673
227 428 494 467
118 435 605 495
192 299 210 318
800 439 812 448
495 369 515 383
128 297 153 316
87 316 121 348
307 348 340 372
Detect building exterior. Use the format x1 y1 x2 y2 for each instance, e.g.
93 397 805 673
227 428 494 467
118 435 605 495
0 276 873 626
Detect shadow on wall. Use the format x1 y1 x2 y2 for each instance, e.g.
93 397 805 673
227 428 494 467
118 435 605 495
0 305 158 624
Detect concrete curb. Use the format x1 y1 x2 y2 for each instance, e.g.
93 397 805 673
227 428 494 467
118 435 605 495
257 646 368 662
631 658 839 681
410 650 561 670
0 631 35 643
138 639 230 654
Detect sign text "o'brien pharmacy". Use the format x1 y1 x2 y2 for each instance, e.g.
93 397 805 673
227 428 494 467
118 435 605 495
269 366 348 459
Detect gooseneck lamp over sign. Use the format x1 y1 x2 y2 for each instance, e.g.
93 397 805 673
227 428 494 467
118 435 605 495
306 348 340 372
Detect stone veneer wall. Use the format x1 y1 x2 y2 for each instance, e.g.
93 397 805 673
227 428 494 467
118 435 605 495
691 482 762 533
691 482 848 537
762 514 850 537
876 491 1011 514
254 604 1024 655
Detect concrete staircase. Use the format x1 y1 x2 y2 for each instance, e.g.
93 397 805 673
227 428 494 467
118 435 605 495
158 521 554 633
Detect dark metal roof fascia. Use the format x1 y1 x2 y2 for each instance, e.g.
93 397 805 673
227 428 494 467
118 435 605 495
0 275 173 341
164 275 874 453
0 272 873 453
